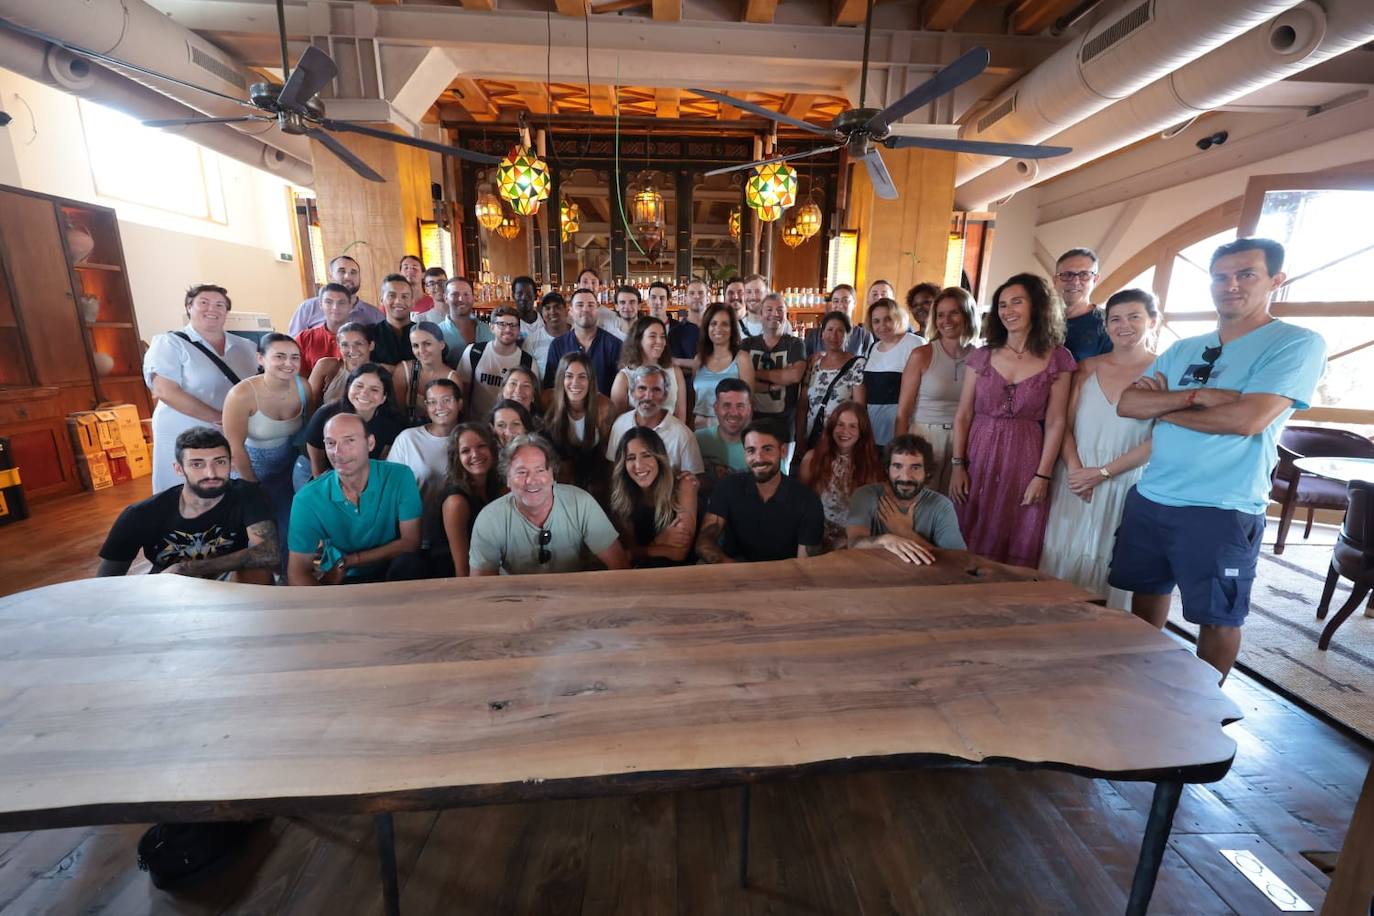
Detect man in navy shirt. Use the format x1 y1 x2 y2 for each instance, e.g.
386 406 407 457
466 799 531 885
1055 247 1113 362
542 287 624 396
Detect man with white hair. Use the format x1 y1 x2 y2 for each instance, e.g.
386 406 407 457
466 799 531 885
606 364 704 474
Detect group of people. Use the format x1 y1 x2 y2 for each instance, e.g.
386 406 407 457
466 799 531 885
106 236 1326 680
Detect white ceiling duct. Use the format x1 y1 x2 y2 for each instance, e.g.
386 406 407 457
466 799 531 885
955 0 1374 211
0 0 314 164
954 0 1307 186
0 26 314 186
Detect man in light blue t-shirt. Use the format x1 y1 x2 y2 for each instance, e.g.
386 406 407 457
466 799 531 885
1110 237 1326 681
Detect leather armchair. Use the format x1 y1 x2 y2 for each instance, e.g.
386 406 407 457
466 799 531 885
1270 426 1374 554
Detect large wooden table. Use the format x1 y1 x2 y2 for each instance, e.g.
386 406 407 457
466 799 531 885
0 551 1240 914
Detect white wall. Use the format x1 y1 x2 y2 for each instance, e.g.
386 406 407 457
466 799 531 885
0 68 306 335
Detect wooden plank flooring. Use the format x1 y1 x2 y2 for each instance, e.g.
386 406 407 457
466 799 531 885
0 480 1369 915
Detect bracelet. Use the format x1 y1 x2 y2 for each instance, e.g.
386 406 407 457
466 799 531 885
1184 389 1199 407
1034 473 1052 481
950 457 967 467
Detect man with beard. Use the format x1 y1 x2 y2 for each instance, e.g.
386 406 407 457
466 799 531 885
606 365 704 474
458 306 534 420
438 276 493 357
294 283 352 376
98 427 276 581
695 377 752 483
847 434 965 564
543 288 623 395
723 278 746 324
287 413 423 584
470 434 629 575
288 255 383 334
695 420 823 564
669 278 708 376
368 273 417 368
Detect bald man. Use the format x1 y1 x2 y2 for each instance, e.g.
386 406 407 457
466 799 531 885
287 412 423 585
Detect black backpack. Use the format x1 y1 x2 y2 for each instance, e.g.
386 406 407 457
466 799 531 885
136 820 263 889
468 341 534 376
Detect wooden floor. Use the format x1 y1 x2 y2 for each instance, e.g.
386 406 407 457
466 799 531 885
0 480 1369 915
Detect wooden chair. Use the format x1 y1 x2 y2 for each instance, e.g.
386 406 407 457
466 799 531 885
1316 480 1374 651
1270 425 1374 554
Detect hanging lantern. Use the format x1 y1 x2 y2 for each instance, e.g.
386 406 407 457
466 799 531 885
794 199 823 239
745 161 797 212
495 214 522 241
755 203 785 223
780 218 807 248
560 199 581 243
631 174 665 231
496 145 551 214
475 190 504 231
728 206 741 240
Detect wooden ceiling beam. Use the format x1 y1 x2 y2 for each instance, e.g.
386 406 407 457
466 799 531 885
1011 0 1083 35
830 0 865 26
588 85 615 116
452 78 500 121
781 93 815 120
655 88 681 119
517 82 552 115
653 0 682 20
922 0 977 30
744 0 778 24
457 0 494 10
554 0 585 14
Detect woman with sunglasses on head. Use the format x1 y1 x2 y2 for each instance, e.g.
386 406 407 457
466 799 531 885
392 321 461 425
308 321 375 405
1040 289 1159 608
608 427 699 567
950 273 1075 568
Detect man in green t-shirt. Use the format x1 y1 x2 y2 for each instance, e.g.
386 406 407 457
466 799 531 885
847 434 965 565
695 377 752 491
470 435 631 575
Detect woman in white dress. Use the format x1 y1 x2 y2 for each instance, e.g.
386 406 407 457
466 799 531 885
143 284 259 494
1040 289 1159 608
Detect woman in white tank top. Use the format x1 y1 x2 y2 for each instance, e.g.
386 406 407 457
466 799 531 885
896 287 978 494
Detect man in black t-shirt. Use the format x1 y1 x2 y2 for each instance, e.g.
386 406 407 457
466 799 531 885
98 427 277 582
695 420 824 564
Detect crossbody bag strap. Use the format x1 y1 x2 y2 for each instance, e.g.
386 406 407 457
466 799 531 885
171 331 241 386
808 355 861 446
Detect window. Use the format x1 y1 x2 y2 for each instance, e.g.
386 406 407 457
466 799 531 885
78 99 227 223
1253 188 1374 302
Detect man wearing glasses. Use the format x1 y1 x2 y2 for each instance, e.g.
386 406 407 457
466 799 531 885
1111 237 1327 682
1054 248 1114 362
457 306 535 420
411 267 449 324
470 434 630 575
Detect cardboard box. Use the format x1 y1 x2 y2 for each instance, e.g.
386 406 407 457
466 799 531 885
93 410 120 450
76 451 113 491
124 438 151 479
106 404 144 451
68 414 104 457
106 446 132 484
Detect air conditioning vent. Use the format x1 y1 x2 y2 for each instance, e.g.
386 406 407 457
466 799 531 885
1081 0 1153 66
189 43 247 91
977 93 1017 133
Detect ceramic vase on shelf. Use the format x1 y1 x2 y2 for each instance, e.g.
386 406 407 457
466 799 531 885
66 222 96 263
93 352 115 376
79 294 100 324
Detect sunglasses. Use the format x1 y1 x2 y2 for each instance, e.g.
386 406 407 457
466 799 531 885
1190 344 1223 385
538 528 552 565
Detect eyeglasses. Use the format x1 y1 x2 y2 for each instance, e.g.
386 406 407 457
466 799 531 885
537 528 552 565
1190 344 1223 385
1055 270 1097 283
492 320 520 331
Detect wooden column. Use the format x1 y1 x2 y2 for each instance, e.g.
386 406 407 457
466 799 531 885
610 170 629 282
848 147 956 323
311 130 432 293
459 160 481 282
675 169 693 281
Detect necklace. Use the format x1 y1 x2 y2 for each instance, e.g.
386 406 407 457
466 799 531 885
1005 340 1028 360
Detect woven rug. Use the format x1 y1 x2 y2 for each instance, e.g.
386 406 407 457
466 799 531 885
1167 522 1374 743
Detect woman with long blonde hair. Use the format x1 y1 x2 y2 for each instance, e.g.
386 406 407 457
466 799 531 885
608 427 699 567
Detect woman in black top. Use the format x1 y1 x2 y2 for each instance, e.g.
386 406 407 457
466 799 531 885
608 427 698 567
304 363 405 476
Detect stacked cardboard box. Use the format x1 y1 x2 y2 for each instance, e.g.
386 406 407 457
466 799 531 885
68 404 151 491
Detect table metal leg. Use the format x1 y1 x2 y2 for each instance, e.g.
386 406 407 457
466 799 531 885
738 784 751 889
375 812 401 916
1125 780 1183 916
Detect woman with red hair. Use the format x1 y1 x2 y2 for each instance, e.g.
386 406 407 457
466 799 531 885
798 401 884 551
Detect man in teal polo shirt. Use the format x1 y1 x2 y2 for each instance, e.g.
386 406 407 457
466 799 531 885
287 413 424 584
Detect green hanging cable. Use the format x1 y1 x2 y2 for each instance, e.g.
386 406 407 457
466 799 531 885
613 58 647 258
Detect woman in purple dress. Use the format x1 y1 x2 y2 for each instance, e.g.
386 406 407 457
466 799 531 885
950 273 1074 568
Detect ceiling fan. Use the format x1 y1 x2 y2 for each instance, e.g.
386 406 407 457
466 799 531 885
691 0 1070 198
5 0 500 182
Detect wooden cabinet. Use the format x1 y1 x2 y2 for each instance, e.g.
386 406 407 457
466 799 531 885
0 185 151 501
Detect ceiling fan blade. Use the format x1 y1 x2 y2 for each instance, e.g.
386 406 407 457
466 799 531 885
277 45 338 112
704 144 843 177
862 148 898 200
143 115 271 129
304 128 386 182
321 119 502 165
688 88 837 139
883 135 1073 159
865 47 989 136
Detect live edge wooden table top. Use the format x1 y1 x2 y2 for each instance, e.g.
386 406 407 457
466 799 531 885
0 550 1241 833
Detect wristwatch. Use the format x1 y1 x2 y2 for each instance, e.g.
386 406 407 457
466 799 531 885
1099 466 1112 480
950 457 967 467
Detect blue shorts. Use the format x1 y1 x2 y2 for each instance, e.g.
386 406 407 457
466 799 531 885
1108 487 1265 628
